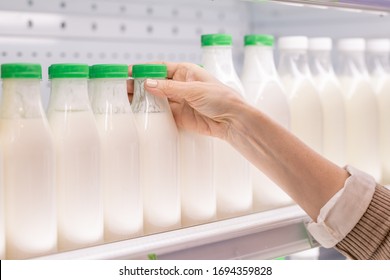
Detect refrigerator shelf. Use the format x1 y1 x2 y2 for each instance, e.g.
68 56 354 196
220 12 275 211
35 205 318 260
265 0 390 14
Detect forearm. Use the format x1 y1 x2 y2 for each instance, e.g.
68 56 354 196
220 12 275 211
226 101 349 220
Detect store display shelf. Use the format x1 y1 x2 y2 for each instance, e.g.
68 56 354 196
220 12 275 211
35 205 317 260
260 0 390 13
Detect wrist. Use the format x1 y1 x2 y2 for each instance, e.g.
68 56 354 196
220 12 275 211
224 99 257 144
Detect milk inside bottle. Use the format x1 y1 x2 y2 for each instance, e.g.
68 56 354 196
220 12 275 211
366 39 390 184
241 34 293 211
278 36 323 155
131 64 180 234
201 33 252 219
308 37 346 167
47 64 103 251
89 64 142 241
337 38 380 181
0 63 56 259
180 129 215 227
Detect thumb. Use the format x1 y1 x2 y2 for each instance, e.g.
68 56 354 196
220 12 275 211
144 78 196 101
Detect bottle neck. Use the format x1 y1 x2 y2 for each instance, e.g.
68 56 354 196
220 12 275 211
0 79 46 119
201 46 235 70
89 78 131 115
366 51 390 76
337 50 369 77
201 45 245 96
131 78 169 113
309 50 335 77
242 46 278 77
48 78 91 113
277 49 311 79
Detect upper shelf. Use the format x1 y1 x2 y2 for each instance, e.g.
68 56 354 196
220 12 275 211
261 0 390 13
34 205 318 260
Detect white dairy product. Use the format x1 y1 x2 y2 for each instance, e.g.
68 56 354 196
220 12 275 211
49 110 102 249
94 114 142 240
278 36 323 155
337 39 380 181
367 39 390 184
201 33 252 219
90 65 142 242
179 130 215 227
251 82 294 211
241 34 293 211
135 113 180 233
0 64 56 259
47 64 103 251
309 37 346 166
1 119 57 259
131 64 180 234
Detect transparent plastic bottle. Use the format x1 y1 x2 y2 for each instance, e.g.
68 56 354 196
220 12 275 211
337 38 380 181
89 64 142 241
308 37 346 167
241 34 293 211
201 33 252 219
278 36 323 155
180 130 215 227
47 64 103 251
131 64 180 234
0 63 56 259
366 39 390 184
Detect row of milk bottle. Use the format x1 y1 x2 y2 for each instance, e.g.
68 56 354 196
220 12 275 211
0 63 188 259
1 34 389 259
203 33 390 211
0 59 251 260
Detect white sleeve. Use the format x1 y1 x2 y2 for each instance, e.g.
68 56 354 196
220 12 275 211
307 165 376 248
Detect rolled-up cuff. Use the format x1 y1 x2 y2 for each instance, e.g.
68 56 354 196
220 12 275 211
307 166 376 248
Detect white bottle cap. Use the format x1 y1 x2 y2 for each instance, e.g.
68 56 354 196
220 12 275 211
366 39 390 52
278 36 308 50
308 37 332 51
337 38 365 51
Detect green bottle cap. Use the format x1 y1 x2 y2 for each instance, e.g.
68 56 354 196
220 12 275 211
244 34 274 47
89 64 129 79
132 64 167 78
201 34 232 46
49 63 89 79
1 63 42 79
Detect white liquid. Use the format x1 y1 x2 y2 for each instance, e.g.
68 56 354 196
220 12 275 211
202 46 252 219
214 138 252 218
339 77 381 181
48 110 103 251
246 81 294 211
94 113 142 241
372 76 390 184
314 77 347 167
134 112 180 234
179 130 215 226
0 118 56 259
281 77 323 155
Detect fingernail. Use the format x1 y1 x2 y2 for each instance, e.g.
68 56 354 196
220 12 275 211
145 79 158 88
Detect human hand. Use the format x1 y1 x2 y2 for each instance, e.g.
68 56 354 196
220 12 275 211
128 62 247 140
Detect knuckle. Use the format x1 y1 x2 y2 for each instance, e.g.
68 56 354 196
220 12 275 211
162 79 175 91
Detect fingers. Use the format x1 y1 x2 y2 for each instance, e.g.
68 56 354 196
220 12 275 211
143 78 187 101
127 79 134 93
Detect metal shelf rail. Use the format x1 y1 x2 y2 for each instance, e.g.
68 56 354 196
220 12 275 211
267 0 390 13
35 205 317 260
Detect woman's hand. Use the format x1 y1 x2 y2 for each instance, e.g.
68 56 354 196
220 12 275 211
128 62 247 140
